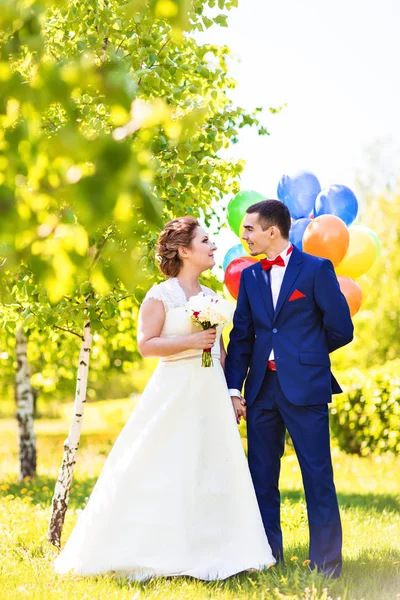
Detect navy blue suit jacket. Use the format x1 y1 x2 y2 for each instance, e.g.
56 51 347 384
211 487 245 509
225 246 354 406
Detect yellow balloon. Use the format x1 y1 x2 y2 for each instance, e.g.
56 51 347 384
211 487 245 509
336 226 377 279
239 216 266 260
223 284 237 305
222 286 235 348
222 321 233 349
356 275 371 303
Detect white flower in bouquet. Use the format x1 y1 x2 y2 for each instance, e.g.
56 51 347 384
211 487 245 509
186 293 233 367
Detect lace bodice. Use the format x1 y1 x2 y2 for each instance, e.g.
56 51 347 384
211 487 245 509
143 277 222 363
144 277 216 313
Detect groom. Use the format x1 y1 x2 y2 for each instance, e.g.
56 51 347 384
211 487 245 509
225 199 353 578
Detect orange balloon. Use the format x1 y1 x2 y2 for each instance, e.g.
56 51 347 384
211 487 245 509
337 276 362 317
303 215 349 266
356 275 371 303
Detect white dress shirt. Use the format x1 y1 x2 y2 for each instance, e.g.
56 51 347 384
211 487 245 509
229 243 293 399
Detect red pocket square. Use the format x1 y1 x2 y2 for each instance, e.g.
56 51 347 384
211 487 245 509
289 290 306 301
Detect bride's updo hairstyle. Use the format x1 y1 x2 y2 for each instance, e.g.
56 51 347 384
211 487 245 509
156 216 200 277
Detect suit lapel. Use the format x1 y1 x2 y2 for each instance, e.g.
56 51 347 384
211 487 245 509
273 247 304 322
253 263 274 320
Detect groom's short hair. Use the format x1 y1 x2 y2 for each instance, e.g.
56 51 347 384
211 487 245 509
247 200 291 239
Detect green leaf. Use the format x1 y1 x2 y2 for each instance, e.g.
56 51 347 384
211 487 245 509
22 314 36 329
214 14 228 27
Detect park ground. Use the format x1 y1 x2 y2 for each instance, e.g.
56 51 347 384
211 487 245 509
0 397 399 600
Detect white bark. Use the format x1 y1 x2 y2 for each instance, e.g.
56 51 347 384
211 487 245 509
15 328 37 481
48 320 92 548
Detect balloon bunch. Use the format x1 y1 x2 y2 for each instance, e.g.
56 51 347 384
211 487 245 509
221 172 380 323
222 190 265 302
281 171 380 317
220 191 268 346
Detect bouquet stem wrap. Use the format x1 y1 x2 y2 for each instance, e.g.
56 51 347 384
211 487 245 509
198 320 214 367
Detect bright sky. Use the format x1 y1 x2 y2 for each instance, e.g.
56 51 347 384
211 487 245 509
198 0 400 271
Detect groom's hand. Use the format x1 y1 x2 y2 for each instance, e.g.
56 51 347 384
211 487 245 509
231 396 247 424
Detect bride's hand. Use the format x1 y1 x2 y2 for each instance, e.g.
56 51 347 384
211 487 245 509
188 329 217 350
231 396 247 424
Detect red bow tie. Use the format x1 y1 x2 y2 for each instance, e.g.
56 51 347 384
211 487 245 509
260 255 285 271
260 245 293 271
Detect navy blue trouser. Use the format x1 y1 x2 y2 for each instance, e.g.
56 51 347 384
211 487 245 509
247 371 342 578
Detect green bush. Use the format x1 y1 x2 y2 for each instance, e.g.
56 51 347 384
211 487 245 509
330 360 400 456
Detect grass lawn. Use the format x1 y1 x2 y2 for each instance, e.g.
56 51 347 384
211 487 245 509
0 398 399 600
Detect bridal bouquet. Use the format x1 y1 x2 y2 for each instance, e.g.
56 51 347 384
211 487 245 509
186 293 233 367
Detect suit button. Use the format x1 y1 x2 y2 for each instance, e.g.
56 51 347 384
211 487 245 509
272 328 278 333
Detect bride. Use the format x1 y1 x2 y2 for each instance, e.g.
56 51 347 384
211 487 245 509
54 216 275 581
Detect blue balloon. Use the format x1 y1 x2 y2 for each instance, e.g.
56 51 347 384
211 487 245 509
289 218 312 251
314 184 358 227
277 171 321 220
223 244 246 272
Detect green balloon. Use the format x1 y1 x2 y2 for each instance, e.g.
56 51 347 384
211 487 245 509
357 226 381 258
227 190 265 236
368 229 381 258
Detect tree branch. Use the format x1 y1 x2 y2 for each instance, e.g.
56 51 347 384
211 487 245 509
101 37 109 63
157 39 169 56
22 305 83 340
53 324 83 340
116 294 133 303
90 233 110 270
116 32 134 53
50 49 60 62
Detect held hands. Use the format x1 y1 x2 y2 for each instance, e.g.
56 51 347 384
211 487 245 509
231 396 247 425
189 328 217 350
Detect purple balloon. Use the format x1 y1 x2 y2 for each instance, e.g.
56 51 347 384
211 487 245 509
277 171 321 219
314 185 358 226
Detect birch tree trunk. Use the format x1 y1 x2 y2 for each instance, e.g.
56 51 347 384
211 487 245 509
15 328 37 481
48 320 92 548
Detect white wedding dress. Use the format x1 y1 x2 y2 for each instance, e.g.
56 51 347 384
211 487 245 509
54 277 275 580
